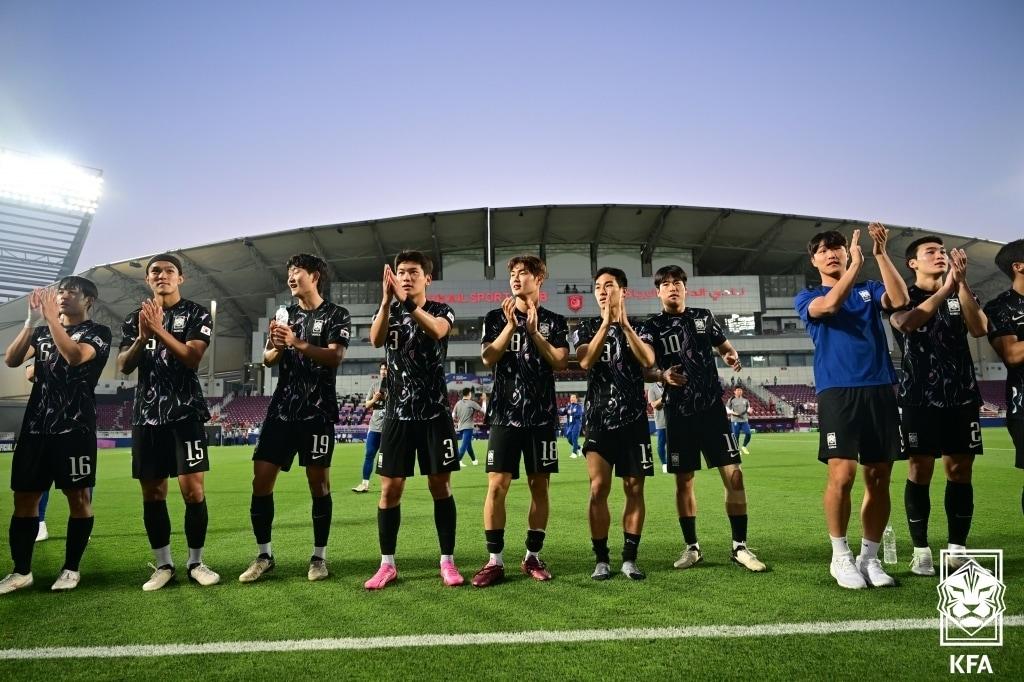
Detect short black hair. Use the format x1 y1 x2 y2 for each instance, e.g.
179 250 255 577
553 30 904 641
595 266 627 288
654 265 688 287
286 253 329 294
462 387 472 397
146 253 183 274
904 236 944 265
394 250 433 276
995 239 1024 280
57 276 99 309
807 231 847 256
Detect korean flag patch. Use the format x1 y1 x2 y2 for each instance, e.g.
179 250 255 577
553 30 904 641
200 325 212 336
70 332 83 341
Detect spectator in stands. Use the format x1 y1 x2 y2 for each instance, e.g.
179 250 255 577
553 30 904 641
452 388 485 465
795 224 909 590
890 237 987 575
983 238 1024 522
646 384 667 472
726 387 753 455
353 363 387 493
563 394 583 458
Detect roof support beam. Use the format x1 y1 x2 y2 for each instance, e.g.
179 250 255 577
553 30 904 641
242 239 287 294
103 265 154 302
369 221 388 269
176 253 253 337
306 229 342 283
693 210 732 270
430 215 443 280
640 206 672 264
591 205 612 244
730 216 791 274
539 206 553 262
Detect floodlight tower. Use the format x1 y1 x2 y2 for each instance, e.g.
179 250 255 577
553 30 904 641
0 148 104 301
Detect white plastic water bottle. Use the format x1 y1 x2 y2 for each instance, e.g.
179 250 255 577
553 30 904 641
274 305 289 326
882 525 897 565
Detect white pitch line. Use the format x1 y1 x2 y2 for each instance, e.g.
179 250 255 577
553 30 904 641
2 616 1023 661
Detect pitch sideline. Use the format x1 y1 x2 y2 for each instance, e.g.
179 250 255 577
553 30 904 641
2 615 1022 660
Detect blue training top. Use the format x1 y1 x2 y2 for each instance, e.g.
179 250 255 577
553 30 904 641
794 280 897 393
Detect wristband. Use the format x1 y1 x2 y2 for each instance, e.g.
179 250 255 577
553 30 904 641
24 316 33 329
402 298 418 314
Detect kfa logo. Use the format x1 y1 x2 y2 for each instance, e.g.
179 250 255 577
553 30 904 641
947 298 962 315
826 432 837 448
670 453 680 466
312 319 324 335
694 318 707 333
859 290 871 302
937 549 1006 647
487 450 495 466
908 432 919 447
538 322 550 338
172 315 186 332
949 655 993 674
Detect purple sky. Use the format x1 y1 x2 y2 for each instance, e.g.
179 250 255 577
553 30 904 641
1 1 1021 271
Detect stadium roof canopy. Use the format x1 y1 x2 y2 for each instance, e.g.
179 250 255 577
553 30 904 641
0 148 103 303
0 203 1009 338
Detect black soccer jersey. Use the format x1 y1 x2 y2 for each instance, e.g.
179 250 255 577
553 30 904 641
120 298 212 426
893 285 980 408
644 308 727 416
266 300 351 423
482 305 569 428
572 318 653 431
984 289 1024 419
25 321 111 435
380 300 455 421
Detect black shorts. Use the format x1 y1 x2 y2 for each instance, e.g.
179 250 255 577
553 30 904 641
132 420 210 480
665 402 740 473
11 431 96 492
486 425 559 479
583 417 654 478
817 385 901 464
1007 419 1024 470
253 419 335 470
378 416 459 477
899 404 983 458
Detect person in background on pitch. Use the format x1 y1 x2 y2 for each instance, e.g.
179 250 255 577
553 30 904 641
647 382 668 473
726 386 753 455
795 224 909 590
452 388 486 465
118 254 220 591
890 237 986 576
563 394 583 458
353 362 387 493
239 254 350 584
982 238 1024 522
1 279 110 594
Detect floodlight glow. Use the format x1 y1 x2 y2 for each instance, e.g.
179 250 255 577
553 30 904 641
0 148 104 214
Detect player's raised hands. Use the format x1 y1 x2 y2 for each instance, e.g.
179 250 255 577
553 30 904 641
387 267 407 303
26 288 43 326
139 299 163 339
867 223 888 256
525 298 539 334
501 296 517 326
662 364 688 387
849 228 864 268
39 287 60 322
616 292 630 326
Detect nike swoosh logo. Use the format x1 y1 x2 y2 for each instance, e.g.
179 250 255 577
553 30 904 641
311 454 325 460
908 518 923 523
71 475 89 482
1013 314 1024 322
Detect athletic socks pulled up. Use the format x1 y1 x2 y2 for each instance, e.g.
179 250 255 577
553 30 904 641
592 537 610 564
679 516 697 546
622 532 641 562
250 493 275 545
143 500 172 551
904 479 930 548
63 516 94 572
9 516 38 574
433 496 457 556
184 499 209 557
312 493 332 549
378 505 401 555
944 481 973 547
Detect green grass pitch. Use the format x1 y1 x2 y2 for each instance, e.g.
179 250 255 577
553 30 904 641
0 430 1021 680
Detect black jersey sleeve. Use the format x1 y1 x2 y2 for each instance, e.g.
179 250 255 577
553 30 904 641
482 309 504 344
708 312 727 347
79 324 113 359
120 310 140 349
329 305 352 348
185 307 213 344
550 314 570 350
985 298 1018 341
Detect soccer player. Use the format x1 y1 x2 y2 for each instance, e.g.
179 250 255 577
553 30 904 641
890 238 986 575
982 238 1024 520
575 267 656 580
118 254 220 591
563 394 583 458
452 388 485 465
239 254 350 583
645 264 767 573
727 387 753 455
472 255 569 587
365 251 462 589
353 362 387 493
647 382 668 473
0 280 110 594
794 225 909 589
